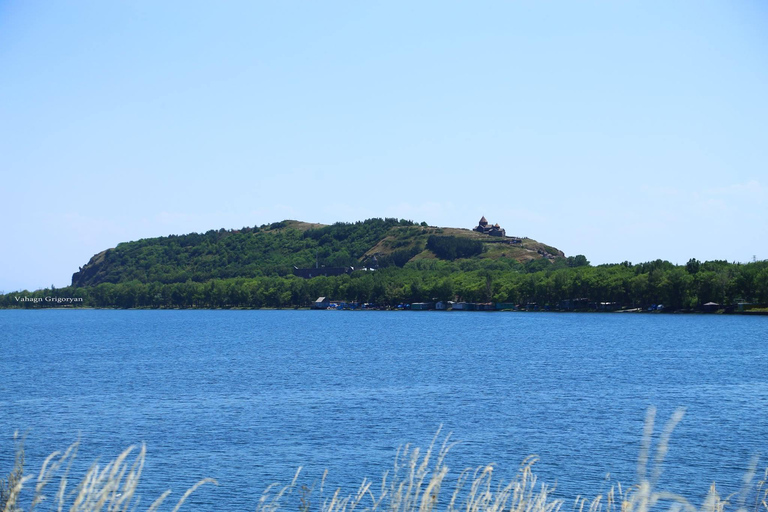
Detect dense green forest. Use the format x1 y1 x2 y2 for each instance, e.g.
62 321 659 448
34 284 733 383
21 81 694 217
4 256 767 311
70 218 423 286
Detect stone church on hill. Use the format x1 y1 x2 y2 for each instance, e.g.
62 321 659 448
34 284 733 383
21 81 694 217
474 216 506 237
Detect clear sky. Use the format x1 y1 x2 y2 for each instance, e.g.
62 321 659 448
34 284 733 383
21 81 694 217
2 1 767 292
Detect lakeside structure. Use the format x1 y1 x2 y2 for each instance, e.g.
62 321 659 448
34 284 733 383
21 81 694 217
311 296 767 314
313 298 593 312
474 216 506 237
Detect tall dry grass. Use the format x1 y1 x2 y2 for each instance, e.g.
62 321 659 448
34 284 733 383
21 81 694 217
2 409 766 512
0 434 216 512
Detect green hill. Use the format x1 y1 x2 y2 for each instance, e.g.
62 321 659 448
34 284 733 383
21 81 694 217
4 218 765 311
71 218 564 287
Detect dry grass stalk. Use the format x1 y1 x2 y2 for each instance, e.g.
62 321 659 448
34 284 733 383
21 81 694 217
574 408 767 512
3 411 767 512
253 410 764 512
1 433 216 512
252 431 563 512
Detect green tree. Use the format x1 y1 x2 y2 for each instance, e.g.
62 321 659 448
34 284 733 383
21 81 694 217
567 255 590 267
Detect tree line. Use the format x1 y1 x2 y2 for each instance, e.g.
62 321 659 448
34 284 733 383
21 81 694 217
4 258 767 310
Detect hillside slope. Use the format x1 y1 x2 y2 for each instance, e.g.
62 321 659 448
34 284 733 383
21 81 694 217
71 218 564 287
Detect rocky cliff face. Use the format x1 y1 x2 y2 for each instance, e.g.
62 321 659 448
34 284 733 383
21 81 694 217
71 250 110 287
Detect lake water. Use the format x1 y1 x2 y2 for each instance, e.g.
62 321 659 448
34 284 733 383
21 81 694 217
1 310 766 511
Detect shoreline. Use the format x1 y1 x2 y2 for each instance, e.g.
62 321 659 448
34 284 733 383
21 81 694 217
2 306 766 315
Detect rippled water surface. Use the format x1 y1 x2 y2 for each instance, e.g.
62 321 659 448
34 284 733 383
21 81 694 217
1 310 766 510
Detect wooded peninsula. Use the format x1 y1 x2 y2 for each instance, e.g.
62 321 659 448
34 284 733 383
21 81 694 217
2 218 766 312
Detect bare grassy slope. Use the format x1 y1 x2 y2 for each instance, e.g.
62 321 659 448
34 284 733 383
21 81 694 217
364 225 564 264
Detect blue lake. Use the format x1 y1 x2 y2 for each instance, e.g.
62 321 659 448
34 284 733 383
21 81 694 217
1 310 766 510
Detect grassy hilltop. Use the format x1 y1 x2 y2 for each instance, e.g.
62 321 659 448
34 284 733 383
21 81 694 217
70 218 562 288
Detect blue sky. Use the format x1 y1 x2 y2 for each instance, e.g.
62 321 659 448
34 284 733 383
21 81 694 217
2 1 767 291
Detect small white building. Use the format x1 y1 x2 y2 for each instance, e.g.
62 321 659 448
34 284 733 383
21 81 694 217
312 297 330 309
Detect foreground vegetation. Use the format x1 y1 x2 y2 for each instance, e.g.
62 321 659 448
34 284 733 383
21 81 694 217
0 434 215 512
2 410 767 512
